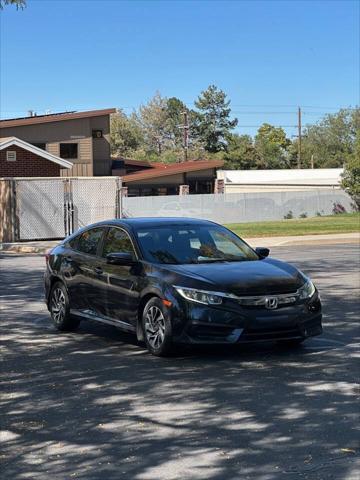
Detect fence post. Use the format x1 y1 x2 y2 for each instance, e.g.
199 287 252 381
12 180 19 242
179 185 189 195
214 179 225 194
115 177 121 218
118 185 128 219
63 178 73 236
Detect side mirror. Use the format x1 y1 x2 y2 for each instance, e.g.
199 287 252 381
255 247 270 258
106 252 136 266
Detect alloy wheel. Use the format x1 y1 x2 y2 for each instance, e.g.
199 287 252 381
145 306 166 349
51 288 66 324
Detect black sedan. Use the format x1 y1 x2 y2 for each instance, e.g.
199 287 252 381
44 218 322 356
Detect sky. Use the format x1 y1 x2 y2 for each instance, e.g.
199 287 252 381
0 0 359 137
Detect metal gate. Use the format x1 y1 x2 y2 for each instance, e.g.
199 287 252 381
15 177 121 241
16 179 66 240
70 178 119 231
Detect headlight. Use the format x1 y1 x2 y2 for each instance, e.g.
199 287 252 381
298 279 316 299
174 286 228 305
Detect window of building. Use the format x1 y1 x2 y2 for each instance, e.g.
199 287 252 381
32 143 46 150
6 151 16 162
76 228 104 256
60 143 78 159
92 129 103 139
102 228 135 258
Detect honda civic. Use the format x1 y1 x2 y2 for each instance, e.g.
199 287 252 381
44 218 322 356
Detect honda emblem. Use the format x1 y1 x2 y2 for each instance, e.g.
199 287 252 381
265 297 278 309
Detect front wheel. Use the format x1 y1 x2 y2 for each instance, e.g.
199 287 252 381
49 282 80 331
142 297 173 356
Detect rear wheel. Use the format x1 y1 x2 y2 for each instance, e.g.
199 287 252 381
142 297 173 356
49 282 80 331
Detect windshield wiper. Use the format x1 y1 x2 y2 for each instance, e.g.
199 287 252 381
197 258 227 263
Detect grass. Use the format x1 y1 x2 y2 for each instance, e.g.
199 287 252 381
226 213 360 238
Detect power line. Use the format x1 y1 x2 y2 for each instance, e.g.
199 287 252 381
236 125 297 128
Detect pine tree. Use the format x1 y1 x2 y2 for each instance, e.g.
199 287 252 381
194 85 238 153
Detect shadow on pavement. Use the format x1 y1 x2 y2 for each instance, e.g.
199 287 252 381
0 247 359 480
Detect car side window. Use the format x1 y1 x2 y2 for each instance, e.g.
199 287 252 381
76 228 104 256
102 228 135 258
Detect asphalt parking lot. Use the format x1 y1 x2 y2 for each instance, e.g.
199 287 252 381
1 244 359 480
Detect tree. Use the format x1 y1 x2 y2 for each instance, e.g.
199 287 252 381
165 97 188 149
254 123 291 169
299 108 359 168
0 0 26 8
223 134 259 169
136 93 171 155
341 137 360 209
194 85 238 153
110 109 144 156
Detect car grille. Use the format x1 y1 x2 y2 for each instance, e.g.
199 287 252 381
234 292 299 308
240 326 303 342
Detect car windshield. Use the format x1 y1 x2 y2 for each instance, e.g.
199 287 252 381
135 224 259 264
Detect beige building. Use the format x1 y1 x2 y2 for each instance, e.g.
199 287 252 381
0 108 115 176
217 168 344 193
120 160 224 196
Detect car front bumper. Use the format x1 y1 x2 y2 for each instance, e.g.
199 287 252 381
171 292 322 345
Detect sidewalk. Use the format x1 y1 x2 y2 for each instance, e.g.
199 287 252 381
245 232 359 247
1 232 358 254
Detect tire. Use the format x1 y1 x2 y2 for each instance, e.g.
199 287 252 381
277 338 305 347
142 297 173 356
49 282 80 331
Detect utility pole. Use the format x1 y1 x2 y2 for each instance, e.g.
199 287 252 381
297 106 302 169
182 110 189 162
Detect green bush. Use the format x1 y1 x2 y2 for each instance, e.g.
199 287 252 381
284 210 294 220
341 154 360 210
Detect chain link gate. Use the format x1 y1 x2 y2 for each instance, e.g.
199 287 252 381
15 177 122 241
70 178 121 231
16 179 67 240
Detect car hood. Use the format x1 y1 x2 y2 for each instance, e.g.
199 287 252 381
163 258 305 295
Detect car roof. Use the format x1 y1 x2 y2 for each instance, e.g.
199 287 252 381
88 217 218 229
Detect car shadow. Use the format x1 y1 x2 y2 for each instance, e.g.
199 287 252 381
1 249 359 480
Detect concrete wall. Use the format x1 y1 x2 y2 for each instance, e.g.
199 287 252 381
123 189 353 223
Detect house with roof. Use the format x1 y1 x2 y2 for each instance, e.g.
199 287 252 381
115 159 224 196
0 108 224 194
0 108 116 177
0 137 73 177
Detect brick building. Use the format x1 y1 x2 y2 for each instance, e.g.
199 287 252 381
0 137 72 177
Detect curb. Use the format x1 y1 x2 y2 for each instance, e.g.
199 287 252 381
0 242 58 254
244 233 359 248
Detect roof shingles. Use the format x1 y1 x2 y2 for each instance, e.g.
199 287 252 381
0 108 116 129
121 160 224 183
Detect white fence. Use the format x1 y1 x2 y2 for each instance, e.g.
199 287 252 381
11 177 121 241
123 189 353 224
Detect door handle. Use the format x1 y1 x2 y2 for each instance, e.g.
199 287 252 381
94 267 103 275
